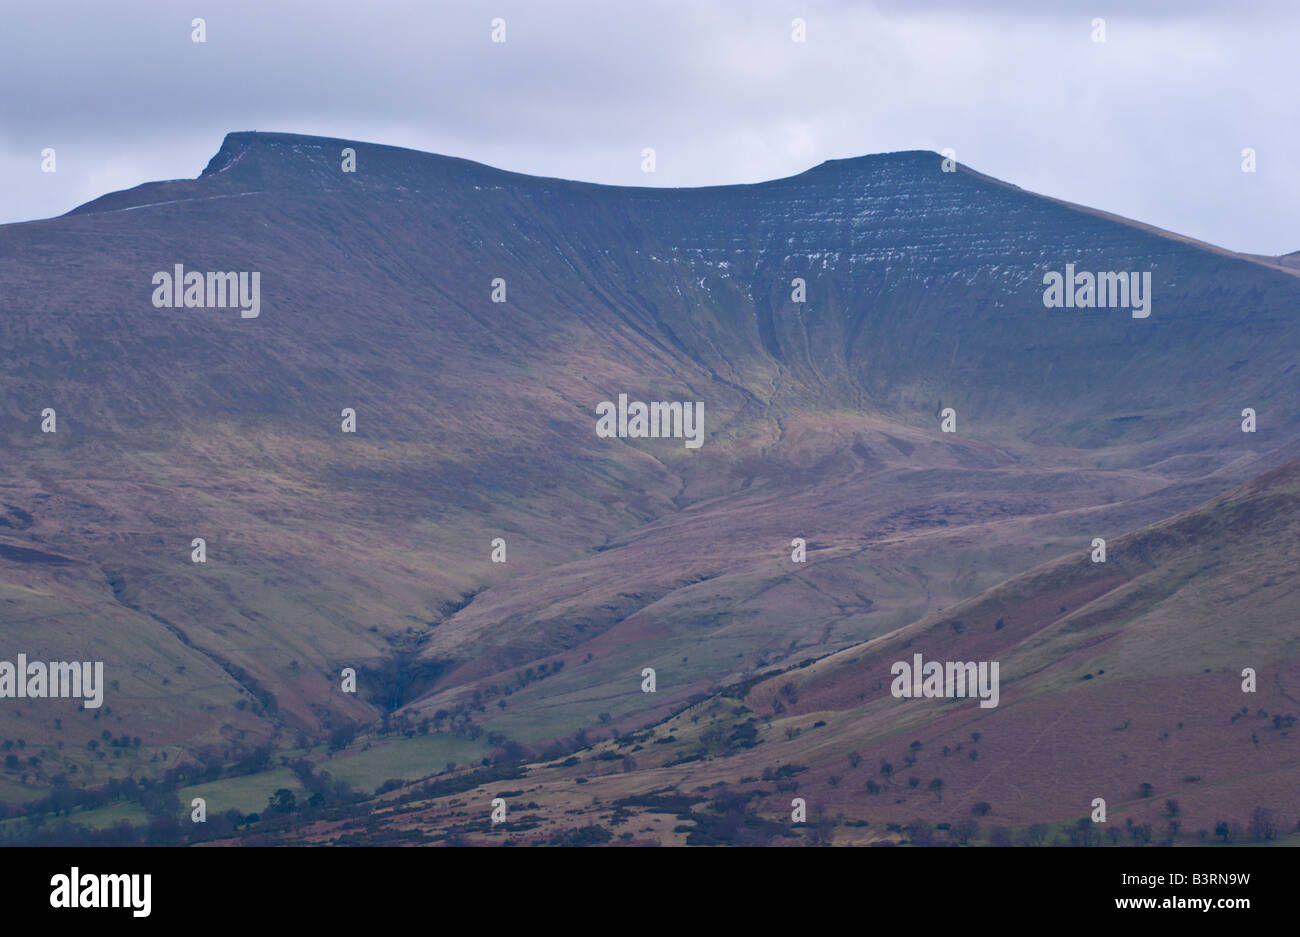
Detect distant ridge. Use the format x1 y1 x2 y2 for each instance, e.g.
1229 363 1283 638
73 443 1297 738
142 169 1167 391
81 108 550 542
55 131 1293 282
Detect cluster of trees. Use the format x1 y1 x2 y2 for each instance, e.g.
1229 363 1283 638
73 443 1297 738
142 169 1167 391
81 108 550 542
547 825 614 846
0 774 186 845
685 791 795 846
893 805 1294 847
284 757 361 809
1212 808 1285 843
12 770 185 822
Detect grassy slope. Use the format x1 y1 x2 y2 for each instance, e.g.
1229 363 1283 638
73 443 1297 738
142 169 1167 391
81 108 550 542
319 456 1300 844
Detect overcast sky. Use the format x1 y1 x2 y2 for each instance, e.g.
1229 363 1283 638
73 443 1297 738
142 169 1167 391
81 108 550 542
1 0 1294 254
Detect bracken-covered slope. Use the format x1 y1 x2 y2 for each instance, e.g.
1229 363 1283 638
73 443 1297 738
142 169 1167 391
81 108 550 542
0 132 1296 835
325 454 1300 846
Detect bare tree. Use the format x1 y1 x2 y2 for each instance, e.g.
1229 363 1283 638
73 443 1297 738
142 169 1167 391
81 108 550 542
1248 807 1277 842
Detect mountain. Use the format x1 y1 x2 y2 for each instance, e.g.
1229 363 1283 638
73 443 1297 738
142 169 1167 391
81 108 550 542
0 131 1297 841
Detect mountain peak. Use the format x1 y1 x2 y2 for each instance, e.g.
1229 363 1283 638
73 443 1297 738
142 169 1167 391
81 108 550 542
809 149 943 171
200 130 472 179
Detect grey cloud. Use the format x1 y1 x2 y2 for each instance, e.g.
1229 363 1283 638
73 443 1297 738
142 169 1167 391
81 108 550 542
1 0 1295 254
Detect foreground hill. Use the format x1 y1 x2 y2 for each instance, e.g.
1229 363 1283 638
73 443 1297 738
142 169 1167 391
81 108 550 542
312 454 1300 845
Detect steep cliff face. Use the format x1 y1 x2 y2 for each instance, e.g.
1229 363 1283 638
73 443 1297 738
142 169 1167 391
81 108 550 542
0 132 1296 811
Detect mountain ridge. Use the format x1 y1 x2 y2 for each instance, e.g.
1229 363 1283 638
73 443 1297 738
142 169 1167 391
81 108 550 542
1 130 1297 843
52 131 1293 284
